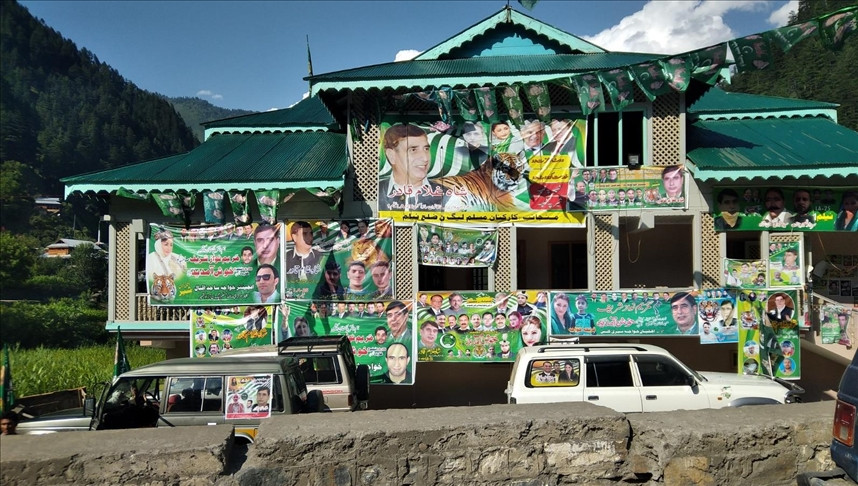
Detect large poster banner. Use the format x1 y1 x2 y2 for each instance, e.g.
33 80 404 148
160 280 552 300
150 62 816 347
415 291 549 362
736 289 801 379
377 118 588 224
736 290 766 375
283 219 394 301
697 289 739 344
567 165 687 211
713 187 858 232
723 258 768 289
191 306 275 357
417 224 498 267
768 240 803 288
278 300 414 385
549 290 703 337
147 223 283 306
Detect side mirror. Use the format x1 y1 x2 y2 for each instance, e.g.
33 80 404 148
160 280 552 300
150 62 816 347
84 396 96 417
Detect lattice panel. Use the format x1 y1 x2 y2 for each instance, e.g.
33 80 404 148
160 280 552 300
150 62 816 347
114 222 131 320
495 226 512 292
651 92 680 166
700 213 720 289
136 296 190 322
351 91 379 202
769 234 801 245
593 214 614 291
394 225 414 300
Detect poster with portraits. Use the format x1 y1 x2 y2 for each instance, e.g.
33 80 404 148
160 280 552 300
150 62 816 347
568 165 687 211
712 187 858 232
820 304 853 346
415 291 548 362
225 374 273 420
190 306 275 357
736 290 766 375
146 222 283 306
548 290 701 337
277 300 414 385
282 219 394 301
696 289 739 344
377 118 587 225
768 240 803 288
723 259 768 289
416 223 498 267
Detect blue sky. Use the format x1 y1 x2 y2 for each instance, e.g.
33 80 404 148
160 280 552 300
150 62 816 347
20 1 798 112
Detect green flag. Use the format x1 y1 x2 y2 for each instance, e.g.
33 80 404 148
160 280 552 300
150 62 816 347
1 345 15 413
113 327 131 378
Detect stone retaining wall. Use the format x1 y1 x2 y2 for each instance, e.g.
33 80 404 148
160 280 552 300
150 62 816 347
0 402 836 485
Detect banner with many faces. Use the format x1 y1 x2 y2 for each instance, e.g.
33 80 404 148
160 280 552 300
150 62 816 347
713 187 858 232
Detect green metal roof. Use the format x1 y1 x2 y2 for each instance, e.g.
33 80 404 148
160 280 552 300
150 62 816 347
687 117 858 183
307 52 662 94
202 95 338 131
415 7 605 60
62 131 347 197
689 87 839 118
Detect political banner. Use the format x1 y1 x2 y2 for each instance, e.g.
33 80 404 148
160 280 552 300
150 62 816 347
225 374 273 420
146 223 282 306
696 289 739 344
417 224 498 267
723 258 767 289
377 118 588 224
415 291 549 362
736 290 766 375
567 165 687 211
820 304 853 345
548 290 702 337
190 306 275 357
283 219 393 301
713 187 858 232
278 300 414 385
768 240 803 288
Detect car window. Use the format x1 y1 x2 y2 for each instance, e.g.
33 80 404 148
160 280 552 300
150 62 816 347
635 355 690 386
585 356 633 387
526 359 581 388
166 377 222 413
299 356 340 384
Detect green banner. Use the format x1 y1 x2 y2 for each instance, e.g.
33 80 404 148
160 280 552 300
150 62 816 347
737 289 766 375
417 223 498 267
191 306 276 357
550 290 707 337
768 240 803 288
415 291 549 362
820 304 853 346
279 300 414 385
283 219 394 301
713 187 858 232
377 119 588 225
567 165 687 211
147 223 283 306
723 258 768 289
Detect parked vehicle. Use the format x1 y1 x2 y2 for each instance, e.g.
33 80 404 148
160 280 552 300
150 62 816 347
797 351 858 485
505 343 804 413
217 335 370 411
16 355 320 443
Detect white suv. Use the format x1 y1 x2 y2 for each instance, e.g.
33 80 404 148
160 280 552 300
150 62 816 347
505 343 803 413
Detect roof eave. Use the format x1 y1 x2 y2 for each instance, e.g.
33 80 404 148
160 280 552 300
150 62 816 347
310 72 583 96
64 177 347 199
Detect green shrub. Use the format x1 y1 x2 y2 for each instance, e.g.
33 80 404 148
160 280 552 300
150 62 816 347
0 298 108 348
8 344 167 397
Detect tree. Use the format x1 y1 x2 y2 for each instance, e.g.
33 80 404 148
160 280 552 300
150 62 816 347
0 232 39 287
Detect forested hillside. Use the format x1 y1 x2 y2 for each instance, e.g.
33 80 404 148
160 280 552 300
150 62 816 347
168 96 253 142
0 0 199 237
725 0 858 131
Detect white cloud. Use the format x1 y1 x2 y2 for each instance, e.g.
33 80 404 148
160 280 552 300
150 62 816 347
583 0 767 55
768 1 799 28
195 89 224 101
196 89 213 97
212 94 223 100
394 49 421 62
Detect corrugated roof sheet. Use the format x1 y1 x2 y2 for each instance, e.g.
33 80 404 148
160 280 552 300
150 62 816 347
63 132 347 197
687 117 858 182
689 87 838 115
202 96 338 130
307 52 661 93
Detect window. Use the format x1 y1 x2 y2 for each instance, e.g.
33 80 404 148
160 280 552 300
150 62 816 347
587 110 646 167
525 358 581 388
299 356 340 384
166 377 222 413
619 216 693 288
585 356 633 387
136 233 147 294
635 355 690 386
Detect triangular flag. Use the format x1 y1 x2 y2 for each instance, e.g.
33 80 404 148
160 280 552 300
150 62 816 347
474 87 500 123
597 68 634 111
255 190 280 224
766 19 818 53
113 327 131 379
524 83 552 122
630 61 672 101
499 85 525 127
688 44 728 85
728 34 773 73
819 7 857 51
0 345 15 413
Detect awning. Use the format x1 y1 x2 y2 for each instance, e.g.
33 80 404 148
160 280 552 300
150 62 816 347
63 131 348 197
686 117 858 183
